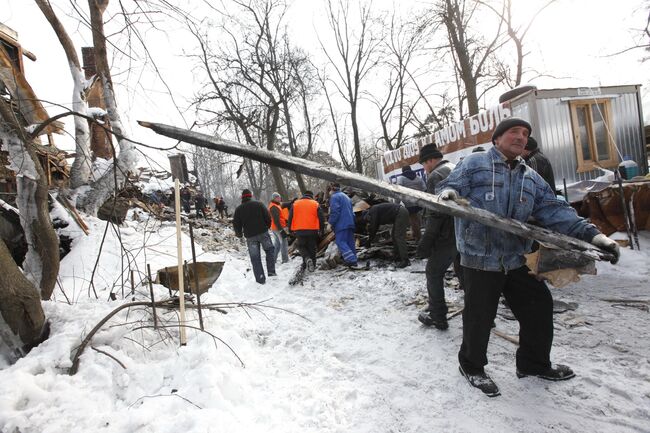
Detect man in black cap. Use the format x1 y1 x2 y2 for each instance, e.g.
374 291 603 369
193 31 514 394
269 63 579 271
233 189 276 284
522 136 557 193
415 144 457 330
437 117 620 397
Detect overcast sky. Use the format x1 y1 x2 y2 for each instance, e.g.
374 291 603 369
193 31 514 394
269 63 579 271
1 0 649 169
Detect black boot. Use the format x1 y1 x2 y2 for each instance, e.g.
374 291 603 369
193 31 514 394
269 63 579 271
459 365 500 397
516 364 575 381
417 310 448 330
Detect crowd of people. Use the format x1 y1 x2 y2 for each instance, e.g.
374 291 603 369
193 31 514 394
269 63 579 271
229 117 622 398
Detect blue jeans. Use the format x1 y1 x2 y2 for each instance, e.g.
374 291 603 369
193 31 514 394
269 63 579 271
271 229 289 263
334 228 357 265
246 232 276 283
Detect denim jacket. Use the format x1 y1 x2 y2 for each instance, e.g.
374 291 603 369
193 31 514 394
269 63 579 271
436 147 599 272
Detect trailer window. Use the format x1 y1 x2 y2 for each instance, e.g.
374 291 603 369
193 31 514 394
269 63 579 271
569 99 617 172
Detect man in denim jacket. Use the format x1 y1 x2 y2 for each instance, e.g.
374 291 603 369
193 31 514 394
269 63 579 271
437 117 620 397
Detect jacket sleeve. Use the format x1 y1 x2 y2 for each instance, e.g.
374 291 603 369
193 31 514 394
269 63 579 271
328 194 340 226
287 206 294 231
262 204 272 228
318 206 326 231
270 206 282 229
233 208 242 237
531 175 599 242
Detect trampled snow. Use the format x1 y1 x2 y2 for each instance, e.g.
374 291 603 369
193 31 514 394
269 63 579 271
0 213 648 433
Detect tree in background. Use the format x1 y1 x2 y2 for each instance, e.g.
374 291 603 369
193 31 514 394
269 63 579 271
319 0 383 173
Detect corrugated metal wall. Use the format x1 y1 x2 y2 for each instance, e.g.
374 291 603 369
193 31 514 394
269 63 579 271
534 89 645 187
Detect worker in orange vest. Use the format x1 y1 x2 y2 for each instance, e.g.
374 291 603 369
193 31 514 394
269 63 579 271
287 191 325 272
269 192 290 264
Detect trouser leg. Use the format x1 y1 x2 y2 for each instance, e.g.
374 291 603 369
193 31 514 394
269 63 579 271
392 208 409 262
271 230 282 263
453 253 465 291
425 243 456 319
246 237 265 283
503 266 553 373
458 267 504 374
409 212 421 242
335 228 357 264
296 236 310 267
307 235 318 263
280 235 289 262
260 232 276 274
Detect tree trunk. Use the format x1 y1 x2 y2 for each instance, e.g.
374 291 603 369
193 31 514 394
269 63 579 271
0 239 48 359
77 0 138 215
139 120 615 263
1 103 60 300
34 0 92 188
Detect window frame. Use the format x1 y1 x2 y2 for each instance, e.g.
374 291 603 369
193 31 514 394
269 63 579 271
569 98 618 173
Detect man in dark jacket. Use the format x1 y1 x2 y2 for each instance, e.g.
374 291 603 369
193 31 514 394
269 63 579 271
364 202 410 268
415 145 456 330
437 117 620 397
287 191 325 272
180 185 192 214
522 136 557 192
328 182 357 266
194 191 207 218
233 189 276 284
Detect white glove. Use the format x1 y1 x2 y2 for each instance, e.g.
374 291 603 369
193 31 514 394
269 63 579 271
591 234 620 264
438 189 459 201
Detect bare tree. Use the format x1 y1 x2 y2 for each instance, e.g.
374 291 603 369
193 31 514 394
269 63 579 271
435 0 506 116
478 0 558 88
372 13 428 150
188 0 326 198
319 0 383 172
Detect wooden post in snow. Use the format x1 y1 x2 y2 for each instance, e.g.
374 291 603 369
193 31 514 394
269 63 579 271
139 121 615 263
174 178 187 346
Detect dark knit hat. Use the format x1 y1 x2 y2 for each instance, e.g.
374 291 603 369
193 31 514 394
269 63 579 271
241 188 252 199
331 182 341 191
401 165 413 173
419 144 443 163
525 136 538 151
303 190 314 198
491 117 531 143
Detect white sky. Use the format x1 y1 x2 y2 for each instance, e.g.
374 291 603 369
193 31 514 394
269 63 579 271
1 0 649 170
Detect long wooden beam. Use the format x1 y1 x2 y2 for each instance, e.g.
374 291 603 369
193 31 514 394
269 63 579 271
138 121 614 262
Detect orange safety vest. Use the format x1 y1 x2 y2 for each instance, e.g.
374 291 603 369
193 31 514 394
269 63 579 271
269 202 289 230
290 198 320 231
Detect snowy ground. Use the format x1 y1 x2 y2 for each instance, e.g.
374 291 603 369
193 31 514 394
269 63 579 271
1 213 649 433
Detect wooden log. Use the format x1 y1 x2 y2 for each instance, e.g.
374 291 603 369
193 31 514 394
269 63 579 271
137 121 614 263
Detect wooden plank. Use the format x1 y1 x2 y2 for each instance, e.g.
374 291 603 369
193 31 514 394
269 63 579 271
137 121 615 263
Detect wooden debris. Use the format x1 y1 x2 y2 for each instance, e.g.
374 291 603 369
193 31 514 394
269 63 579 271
56 194 89 235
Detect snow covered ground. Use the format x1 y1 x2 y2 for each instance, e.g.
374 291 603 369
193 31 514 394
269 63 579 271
1 213 649 433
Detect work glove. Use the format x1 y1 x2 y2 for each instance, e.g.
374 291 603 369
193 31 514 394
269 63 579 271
591 234 620 264
438 189 459 201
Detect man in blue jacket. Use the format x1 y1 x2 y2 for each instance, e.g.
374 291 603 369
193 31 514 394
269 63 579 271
328 183 358 267
437 117 620 397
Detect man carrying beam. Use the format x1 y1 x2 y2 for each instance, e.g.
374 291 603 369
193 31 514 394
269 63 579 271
437 117 620 397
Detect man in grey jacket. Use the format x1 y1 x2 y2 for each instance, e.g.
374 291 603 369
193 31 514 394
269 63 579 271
415 145 456 330
437 117 620 397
